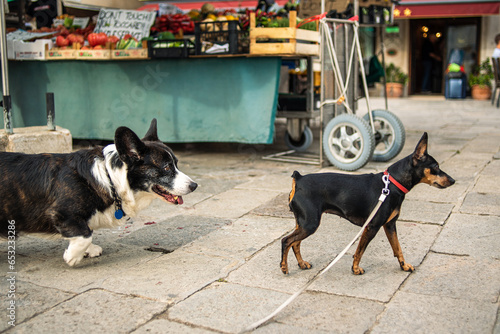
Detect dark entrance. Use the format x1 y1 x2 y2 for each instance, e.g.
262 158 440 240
409 17 481 95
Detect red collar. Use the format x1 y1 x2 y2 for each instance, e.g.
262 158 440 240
384 170 409 194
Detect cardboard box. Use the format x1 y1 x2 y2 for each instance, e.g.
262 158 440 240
7 40 16 59
15 40 54 60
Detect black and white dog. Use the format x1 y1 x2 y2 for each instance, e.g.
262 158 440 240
0 119 197 266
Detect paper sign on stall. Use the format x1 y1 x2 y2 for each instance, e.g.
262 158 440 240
93 9 156 40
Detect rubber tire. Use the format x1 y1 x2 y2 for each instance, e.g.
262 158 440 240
322 114 375 171
363 110 405 162
284 125 313 152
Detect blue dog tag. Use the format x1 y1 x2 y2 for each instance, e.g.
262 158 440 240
114 209 124 220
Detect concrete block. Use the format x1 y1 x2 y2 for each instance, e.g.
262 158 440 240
0 126 72 153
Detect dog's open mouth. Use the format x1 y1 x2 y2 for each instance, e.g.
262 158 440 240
152 185 183 205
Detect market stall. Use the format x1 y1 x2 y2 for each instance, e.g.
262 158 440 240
4 4 319 144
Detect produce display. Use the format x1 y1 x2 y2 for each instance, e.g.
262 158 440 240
12 1 314 60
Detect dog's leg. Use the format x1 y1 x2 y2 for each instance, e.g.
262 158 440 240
64 236 93 266
281 227 312 274
281 214 319 274
84 243 103 258
352 225 380 275
383 220 414 272
291 241 311 270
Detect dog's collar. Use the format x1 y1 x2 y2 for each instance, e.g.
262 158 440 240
384 170 409 194
105 166 126 219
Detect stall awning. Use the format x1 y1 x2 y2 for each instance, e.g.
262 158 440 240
394 0 500 18
138 0 289 12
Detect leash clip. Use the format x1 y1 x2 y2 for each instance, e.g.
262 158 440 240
381 174 391 198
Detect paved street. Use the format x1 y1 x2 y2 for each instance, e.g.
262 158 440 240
1 96 499 333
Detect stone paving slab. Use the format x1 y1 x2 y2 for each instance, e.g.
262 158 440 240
168 282 290 333
250 193 294 219
132 319 215 334
117 215 232 251
227 215 360 294
182 214 293 261
273 292 385 334
99 250 238 303
473 175 500 193
309 222 441 302
190 189 284 219
460 192 500 216
0 280 75 332
398 200 454 225
17 241 162 293
401 252 500 302
371 291 498 334
432 213 500 259
5 289 166 334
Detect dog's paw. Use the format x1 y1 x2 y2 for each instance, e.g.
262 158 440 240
280 263 289 275
84 244 103 258
298 261 312 270
352 265 365 275
400 261 414 272
63 250 84 267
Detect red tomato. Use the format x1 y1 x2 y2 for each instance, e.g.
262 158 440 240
107 35 119 44
56 35 69 47
87 32 108 47
67 34 84 45
123 34 136 41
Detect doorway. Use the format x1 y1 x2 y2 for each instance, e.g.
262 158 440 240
409 17 481 95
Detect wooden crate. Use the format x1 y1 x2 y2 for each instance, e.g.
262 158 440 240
76 49 111 60
46 48 77 60
111 48 149 60
249 11 320 56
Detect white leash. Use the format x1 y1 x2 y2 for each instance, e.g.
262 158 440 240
242 174 392 333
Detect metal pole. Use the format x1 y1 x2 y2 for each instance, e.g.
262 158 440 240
46 93 56 130
1 0 13 134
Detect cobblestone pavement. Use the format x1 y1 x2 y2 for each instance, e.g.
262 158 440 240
1 97 499 333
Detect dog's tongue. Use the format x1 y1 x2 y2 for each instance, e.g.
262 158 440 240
165 193 183 205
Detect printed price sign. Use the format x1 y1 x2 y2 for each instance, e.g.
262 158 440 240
94 9 156 40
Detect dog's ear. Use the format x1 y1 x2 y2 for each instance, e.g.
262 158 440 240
412 132 428 165
142 118 159 142
115 126 146 164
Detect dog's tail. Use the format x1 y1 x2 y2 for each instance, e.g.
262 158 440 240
289 171 302 204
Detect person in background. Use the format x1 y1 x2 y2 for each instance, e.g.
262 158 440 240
493 34 500 58
421 33 442 93
26 0 58 29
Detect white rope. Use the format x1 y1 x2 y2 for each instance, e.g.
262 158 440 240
241 180 391 333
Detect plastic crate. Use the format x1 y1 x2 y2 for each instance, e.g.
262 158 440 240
147 39 195 58
195 20 248 55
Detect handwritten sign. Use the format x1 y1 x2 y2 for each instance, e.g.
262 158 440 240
299 0 350 18
94 9 156 40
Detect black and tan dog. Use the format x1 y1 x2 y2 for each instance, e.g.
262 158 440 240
281 133 455 275
0 119 197 266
